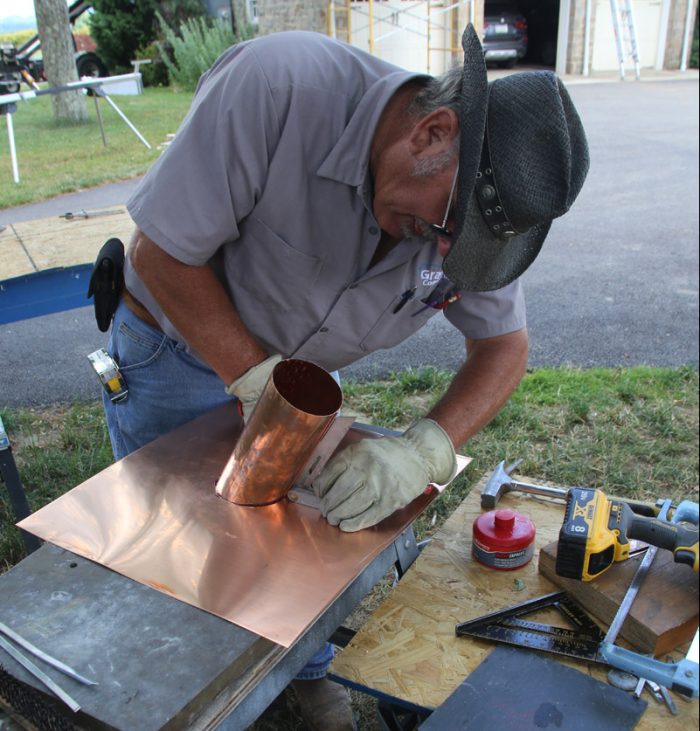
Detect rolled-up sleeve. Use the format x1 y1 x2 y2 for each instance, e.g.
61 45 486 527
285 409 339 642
444 279 527 340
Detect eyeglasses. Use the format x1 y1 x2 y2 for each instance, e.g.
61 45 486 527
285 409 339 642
428 165 459 241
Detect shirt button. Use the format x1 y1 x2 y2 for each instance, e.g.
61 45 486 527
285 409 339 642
319 327 329 333
368 226 379 235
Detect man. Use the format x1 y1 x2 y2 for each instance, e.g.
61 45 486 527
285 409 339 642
102 25 588 731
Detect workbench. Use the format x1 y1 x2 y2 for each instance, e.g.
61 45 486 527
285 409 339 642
0 528 419 729
331 474 699 729
0 206 134 324
0 407 427 730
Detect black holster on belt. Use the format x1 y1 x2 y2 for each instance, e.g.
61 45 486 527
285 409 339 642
87 238 124 332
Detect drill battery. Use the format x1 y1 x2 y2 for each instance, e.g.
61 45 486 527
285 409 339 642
556 488 622 580
556 487 699 581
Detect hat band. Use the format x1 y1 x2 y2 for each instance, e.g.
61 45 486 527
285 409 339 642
474 136 519 241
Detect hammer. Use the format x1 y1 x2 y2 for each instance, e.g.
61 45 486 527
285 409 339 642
480 459 569 509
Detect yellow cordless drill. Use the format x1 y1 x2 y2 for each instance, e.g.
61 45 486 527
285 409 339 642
555 487 699 581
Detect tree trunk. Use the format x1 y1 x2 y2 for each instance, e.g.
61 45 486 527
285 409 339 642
34 0 88 122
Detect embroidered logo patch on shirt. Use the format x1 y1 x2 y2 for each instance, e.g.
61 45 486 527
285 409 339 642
420 268 444 288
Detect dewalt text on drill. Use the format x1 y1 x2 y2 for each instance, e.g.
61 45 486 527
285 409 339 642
555 487 699 581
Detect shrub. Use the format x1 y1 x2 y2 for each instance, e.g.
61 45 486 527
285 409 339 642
134 43 170 87
90 0 158 74
90 0 206 74
156 14 254 91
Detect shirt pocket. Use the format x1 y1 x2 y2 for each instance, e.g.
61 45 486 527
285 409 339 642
359 297 439 354
226 217 324 313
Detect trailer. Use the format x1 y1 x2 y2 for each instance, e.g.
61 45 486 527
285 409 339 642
0 0 107 94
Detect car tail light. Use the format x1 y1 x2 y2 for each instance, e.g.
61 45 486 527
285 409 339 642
515 19 527 31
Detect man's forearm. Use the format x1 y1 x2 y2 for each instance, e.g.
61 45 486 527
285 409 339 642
428 328 529 448
129 231 268 385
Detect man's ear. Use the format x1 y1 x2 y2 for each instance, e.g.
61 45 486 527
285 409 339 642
408 107 459 156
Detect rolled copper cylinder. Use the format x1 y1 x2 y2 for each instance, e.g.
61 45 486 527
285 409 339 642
216 358 342 506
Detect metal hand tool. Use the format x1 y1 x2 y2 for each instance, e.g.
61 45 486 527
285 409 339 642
0 621 97 686
598 500 699 698
634 676 663 702
59 208 123 220
481 460 672 517
455 591 605 662
0 621 97 712
602 501 672 648
0 636 81 712
456 560 699 697
655 682 679 715
480 459 570 509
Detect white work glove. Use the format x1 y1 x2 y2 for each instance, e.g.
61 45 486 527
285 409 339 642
225 354 282 423
315 418 458 532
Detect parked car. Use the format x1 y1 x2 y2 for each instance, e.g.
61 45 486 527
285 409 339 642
483 2 528 68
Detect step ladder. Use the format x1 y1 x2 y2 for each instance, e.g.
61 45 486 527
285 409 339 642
610 0 641 80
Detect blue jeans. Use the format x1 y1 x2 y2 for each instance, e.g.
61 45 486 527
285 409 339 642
104 300 334 677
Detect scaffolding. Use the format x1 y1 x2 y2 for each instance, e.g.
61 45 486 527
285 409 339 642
328 0 477 74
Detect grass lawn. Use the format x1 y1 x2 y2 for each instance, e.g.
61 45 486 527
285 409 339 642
2 365 698 572
0 365 697 729
0 86 193 208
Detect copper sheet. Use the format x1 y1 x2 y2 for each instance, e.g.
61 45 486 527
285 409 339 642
18 405 470 647
217 359 342 505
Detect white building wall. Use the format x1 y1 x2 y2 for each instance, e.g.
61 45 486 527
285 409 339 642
591 0 664 71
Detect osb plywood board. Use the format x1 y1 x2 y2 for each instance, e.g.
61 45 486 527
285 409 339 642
332 474 698 729
0 207 134 280
0 224 33 279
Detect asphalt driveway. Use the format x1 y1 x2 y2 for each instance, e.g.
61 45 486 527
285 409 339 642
0 77 698 407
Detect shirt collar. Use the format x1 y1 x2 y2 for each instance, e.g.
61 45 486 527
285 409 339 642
316 71 427 191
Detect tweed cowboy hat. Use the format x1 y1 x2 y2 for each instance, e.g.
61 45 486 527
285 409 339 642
443 25 590 292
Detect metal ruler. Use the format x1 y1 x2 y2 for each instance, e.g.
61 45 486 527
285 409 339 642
456 591 605 663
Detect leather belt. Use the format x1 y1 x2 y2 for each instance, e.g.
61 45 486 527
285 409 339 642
122 289 162 332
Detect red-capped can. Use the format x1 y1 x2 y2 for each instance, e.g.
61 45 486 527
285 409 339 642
472 508 536 570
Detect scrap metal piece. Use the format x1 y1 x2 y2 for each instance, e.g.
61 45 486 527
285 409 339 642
0 635 81 712
0 621 97 686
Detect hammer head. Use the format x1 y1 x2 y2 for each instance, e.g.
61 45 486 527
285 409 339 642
481 460 515 509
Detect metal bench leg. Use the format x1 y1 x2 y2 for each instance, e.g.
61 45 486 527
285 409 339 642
0 417 41 554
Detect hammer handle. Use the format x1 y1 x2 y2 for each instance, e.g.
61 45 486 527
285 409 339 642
509 479 568 499
508 481 657 516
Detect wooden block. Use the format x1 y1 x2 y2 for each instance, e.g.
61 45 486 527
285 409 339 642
15 207 133 271
1 207 134 281
539 540 699 655
0 225 35 280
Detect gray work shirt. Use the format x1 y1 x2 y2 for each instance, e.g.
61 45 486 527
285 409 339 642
126 31 526 372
